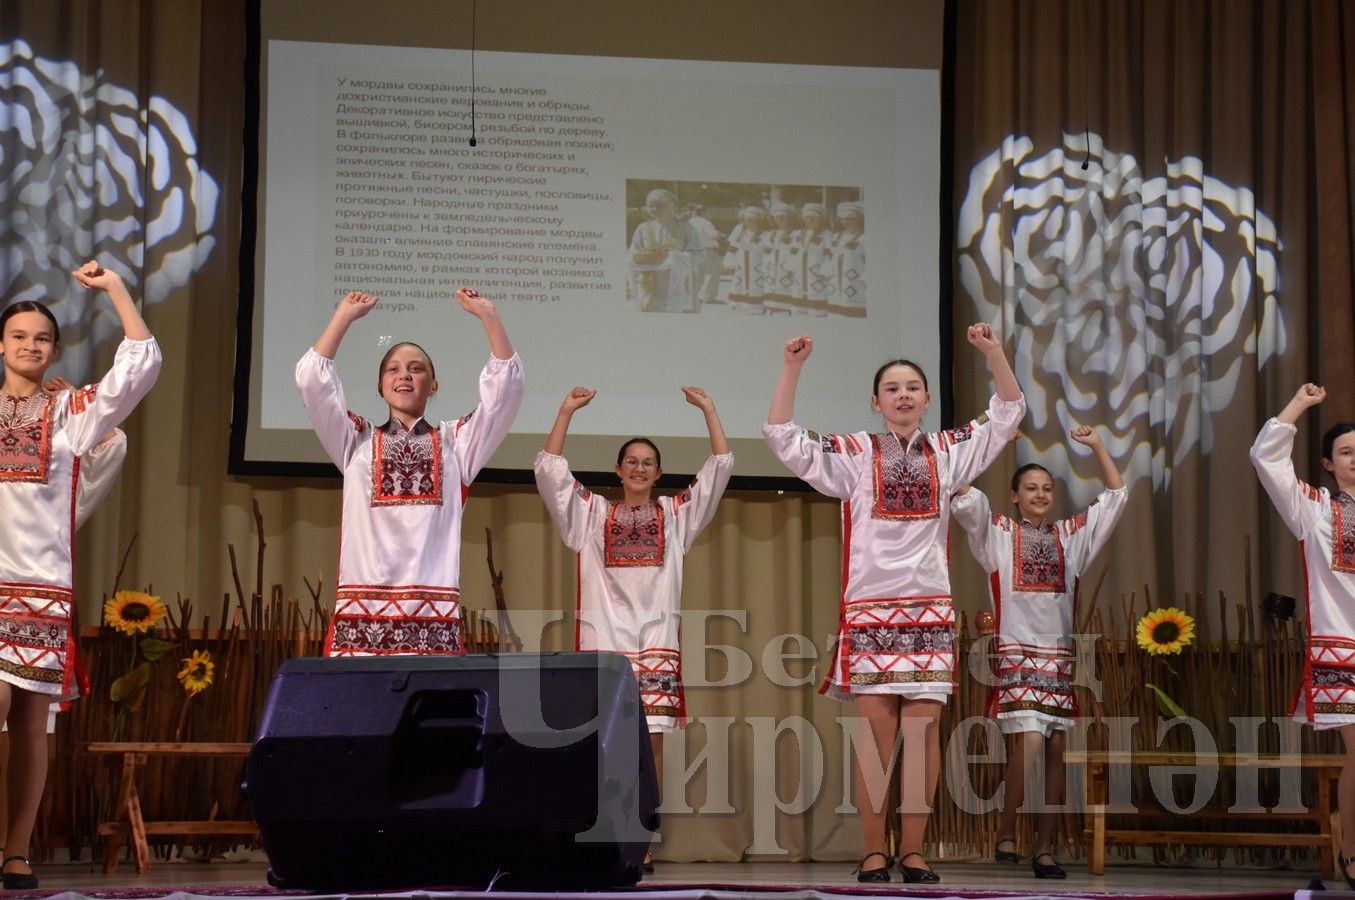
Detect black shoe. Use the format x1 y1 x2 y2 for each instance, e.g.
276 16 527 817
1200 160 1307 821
899 851 940 884
853 851 892 883
1 856 37 890
1032 853 1066 879
1341 853 1355 891
642 856 655 875
994 836 1020 864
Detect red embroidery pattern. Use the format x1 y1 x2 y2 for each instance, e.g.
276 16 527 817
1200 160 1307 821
604 502 665 567
1013 522 1065 592
346 411 367 434
871 433 939 520
370 424 443 507
1308 637 1355 715
0 583 72 686
991 648 1075 721
0 393 52 483
67 384 97 414
1333 494 1355 574
328 585 463 656
623 648 683 720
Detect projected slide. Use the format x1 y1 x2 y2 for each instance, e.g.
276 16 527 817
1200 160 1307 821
238 40 940 479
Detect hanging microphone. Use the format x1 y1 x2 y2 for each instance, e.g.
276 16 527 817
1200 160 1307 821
1081 124 1090 170
468 0 478 147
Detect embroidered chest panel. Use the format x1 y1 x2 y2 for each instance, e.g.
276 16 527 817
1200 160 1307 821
0 393 53 483
1333 493 1355 574
604 501 665 567
1013 521 1066 593
370 426 443 507
871 433 939 520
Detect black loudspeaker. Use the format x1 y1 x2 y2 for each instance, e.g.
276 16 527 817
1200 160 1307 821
243 652 657 890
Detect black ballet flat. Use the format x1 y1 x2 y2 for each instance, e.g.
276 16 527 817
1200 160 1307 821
898 850 940 884
1341 853 1355 891
1 856 37 890
853 851 892 883
994 836 1020 863
642 855 655 875
1032 853 1066 879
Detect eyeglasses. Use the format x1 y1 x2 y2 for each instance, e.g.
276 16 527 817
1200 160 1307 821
622 458 658 470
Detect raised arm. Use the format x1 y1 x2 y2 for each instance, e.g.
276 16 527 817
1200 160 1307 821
1070 425 1124 490
683 387 729 455
544 387 597 455
1277 383 1326 425
313 291 377 358
768 335 812 424
72 262 151 341
457 287 513 360
966 323 1020 401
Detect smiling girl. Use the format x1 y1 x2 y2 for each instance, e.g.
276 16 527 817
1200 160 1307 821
951 426 1126 879
763 326 1024 883
534 386 733 871
296 288 523 657
0 261 161 888
1250 383 1355 889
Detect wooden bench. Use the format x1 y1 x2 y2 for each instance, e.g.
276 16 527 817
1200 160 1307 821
1066 750 1343 877
86 742 257 874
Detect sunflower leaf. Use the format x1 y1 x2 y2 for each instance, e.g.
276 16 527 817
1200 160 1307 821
1145 682 1188 719
139 638 174 661
110 663 151 706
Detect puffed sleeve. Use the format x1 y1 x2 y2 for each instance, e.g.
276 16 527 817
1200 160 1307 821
1250 418 1323 540
295 349 364 469
1061 486 1130 572
60 337 161 455
762 421 861 500
534 451 597 552
451 353 525 483
938 394 1026 488
951 488 1002 573
673 453 735 552
75 429 127 530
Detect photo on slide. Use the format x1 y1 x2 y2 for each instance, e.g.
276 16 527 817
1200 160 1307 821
624 179 865 318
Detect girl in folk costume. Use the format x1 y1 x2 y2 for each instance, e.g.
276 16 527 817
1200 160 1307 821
0 262 161 889
1250 383 1355 889
534 386 733 871
764 327 1024 884
950 427 1127 879
296 289 524 657
797 203 837 314
763 202 801 314
830 201 866 317
723 205 770 312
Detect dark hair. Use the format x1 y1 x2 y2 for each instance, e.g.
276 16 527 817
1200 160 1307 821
1322 423 1355 462
616 437 662 469
0 301 60 345
872 358 929 395
376 342 436 393
1010 463 1053 493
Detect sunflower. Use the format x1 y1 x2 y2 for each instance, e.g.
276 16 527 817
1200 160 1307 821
176 650 215 694
1136 607 1196 656
103 590 167 636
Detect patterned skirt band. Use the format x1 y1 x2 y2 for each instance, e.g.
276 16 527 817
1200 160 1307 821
824 595 957 699
0 582 75 695
326 585 463 657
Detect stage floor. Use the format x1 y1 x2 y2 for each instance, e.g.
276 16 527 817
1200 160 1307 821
14 859 1347 899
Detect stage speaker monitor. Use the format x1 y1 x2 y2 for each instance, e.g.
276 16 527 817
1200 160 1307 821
243 652 658 890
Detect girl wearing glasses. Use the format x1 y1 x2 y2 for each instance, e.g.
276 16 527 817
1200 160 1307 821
534 386 733 869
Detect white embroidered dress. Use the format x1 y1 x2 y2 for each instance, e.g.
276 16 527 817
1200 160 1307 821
534 451 734 731
951 486 1127 734
763 394 1025 701
296 350 524 657
0 337 161 695
1251 418 1355 728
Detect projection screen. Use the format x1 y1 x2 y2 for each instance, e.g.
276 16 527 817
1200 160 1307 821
232 0 946 485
